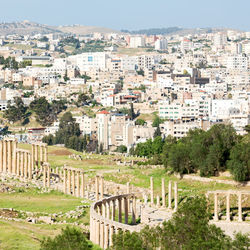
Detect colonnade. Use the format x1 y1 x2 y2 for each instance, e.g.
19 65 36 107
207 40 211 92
63 167 85 198
208 190 250 222
0 138 17 174
150 177 178 211
90 194 140 249
31 143 48 170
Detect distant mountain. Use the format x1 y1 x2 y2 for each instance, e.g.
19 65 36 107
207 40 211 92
0 20 61 36
0 21 120 36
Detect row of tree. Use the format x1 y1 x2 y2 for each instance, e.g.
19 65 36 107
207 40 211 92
4 97 67 126
131 124 250 182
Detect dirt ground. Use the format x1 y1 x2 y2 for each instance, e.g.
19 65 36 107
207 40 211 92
49 149 72 156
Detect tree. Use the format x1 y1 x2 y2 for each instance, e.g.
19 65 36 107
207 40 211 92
227 142 250 182
116 145 127 153
128 103 136 120
40 226 92 250
135 119 146 126
152 115 163 127
153 126 161 138
4 97 28 124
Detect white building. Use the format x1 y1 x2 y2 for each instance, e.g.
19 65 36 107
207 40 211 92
226 54 248 71
130 36 145 48
155 39 168 51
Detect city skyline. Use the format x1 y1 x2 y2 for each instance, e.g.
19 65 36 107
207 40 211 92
1 0 250 31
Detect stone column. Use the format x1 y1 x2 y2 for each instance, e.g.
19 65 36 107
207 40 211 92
76 171 80 197
16 151 20 176
12 140 17 174
47 167 50 187
174 182 178 211
31 144 35 173
72 170 75 196
150 177 154 205
124 197 128 224
44 145 48 162
20 151 24 177
214 193 219 221
168 181 172 209
109 226 114 247
226 193 230 222
24 152 28 178
95 176 99 201
162 178 166 207
96 220 100 245
118 198 122 223
43 165 46 187
112 200 116 220
106 201 110 220
238 192 242 222
7 140 12 173
104 224 109 249
0 140 3 172
63 168 67 194
3 140 7 173
100 176 104 199
100 222 104 249
81 172 85 198
35 144 38 170
40 145 43 167
126 182 130 193
28 153 32 180
132 196 136 224
68 170 71 194
157 195 160 207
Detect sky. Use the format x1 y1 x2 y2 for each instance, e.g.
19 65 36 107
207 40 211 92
1 0 249 31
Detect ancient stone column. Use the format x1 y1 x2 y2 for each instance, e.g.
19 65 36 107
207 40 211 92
168 181 172 209
104 224 109 249
68 170 71 195
47 167 50 187
24 152 28 178
20 151 24 177
81 172 85 198
0 140 3 172
96 220 100 245
150 177 154 205
35 144 38 170
106 201 110 220
44 145 48 162
124 197 128 224
3 140 7 173
109 226 114 247
226 193 230 222
72 170 75 196
76 171 80 197
12 140 17 174
63 168 67 194
118 198 122 223
31 144 35 172
174 182 178 211
238 192 242 222
28 153 32 180
95 176 99 201
132 196 136 224
43 165 46 187
16 151 20 176
162 178 166 207
100 176 104 199
126 182 130 193
112 200 116 220
157 195 160 207
40 145 43 166
214 193 219 221
100 222 104 249
7 140 12 173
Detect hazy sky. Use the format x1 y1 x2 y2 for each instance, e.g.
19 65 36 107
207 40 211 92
1 0 249 31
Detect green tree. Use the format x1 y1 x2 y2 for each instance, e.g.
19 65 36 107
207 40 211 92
4 97 28 124
40 226 92 250
152 115 163 127
227 141 250 182
153 126 161 138
128 103 136 120
135 119 146 126
116 145 127 153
